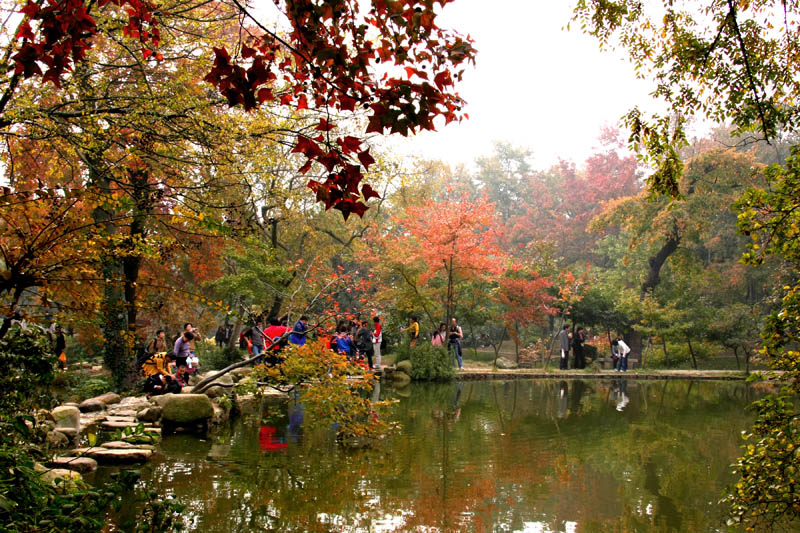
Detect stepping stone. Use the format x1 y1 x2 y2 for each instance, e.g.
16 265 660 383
104 416 137 423
50 456 98 473
100 441 155 450
108 410 138 417
101 420 141 429
81 447 153 464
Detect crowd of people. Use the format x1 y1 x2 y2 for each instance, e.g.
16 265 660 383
139 322 201 395
136 313 635 395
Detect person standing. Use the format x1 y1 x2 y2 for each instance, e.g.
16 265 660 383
214 325 226 347
558 325 570 370
173 330 194 368
356 320 374 369
448 318 463 370
432 322 447 347
572 327 586 369
54 325 67 372
251 319 266 362
404 316 420 347
289 316 308 346
613 337 631 372
372 316 383 369
147 329 168 355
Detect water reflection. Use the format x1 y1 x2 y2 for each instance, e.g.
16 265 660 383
107 379 763 532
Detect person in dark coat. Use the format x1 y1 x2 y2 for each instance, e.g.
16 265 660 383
558 325 570 370
572 327 586 369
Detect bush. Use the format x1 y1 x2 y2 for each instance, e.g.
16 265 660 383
195 342 241 371
394 343 454 381
646 340 720 368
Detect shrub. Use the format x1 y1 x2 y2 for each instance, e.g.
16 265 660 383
394 343 454 381
195 342 241 371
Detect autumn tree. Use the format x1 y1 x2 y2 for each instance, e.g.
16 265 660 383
374 191 506 328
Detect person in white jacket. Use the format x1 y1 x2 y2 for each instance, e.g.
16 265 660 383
612 338 631 372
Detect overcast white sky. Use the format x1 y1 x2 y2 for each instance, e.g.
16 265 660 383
393 1 658 170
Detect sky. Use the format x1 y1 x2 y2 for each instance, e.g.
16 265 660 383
394 1 658 170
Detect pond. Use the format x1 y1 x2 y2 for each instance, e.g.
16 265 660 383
102 379 764 532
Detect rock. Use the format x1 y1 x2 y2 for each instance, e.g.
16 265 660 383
495 357 518 370
78 399 105 413
52 406 80 434
50 456 98 473
41 468 82 486
54 427 78 440
188 374 202 386
210 401 230 425
114 396 151 412
160 394 214 424
109 409 138 418
94 392 121 405
396 360 413 375
81 361 92 368
393 370 412 386
46 430 70 448
91 365 103 372
150 393 176 408
205 385 231 399
104 415 137 423
99 441 155 450
101 420 142 430
230 367 251 382
81 447 153 464
136 406 162 422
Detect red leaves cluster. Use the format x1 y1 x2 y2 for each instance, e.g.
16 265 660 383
203 0 475 219
13 0 160 86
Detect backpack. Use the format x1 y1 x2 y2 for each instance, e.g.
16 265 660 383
136 348 154 369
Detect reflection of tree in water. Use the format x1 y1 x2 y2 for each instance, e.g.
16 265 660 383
114 380 762 531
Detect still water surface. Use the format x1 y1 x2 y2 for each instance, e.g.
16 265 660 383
110 379 763 532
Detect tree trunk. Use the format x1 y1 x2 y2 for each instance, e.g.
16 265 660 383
732 345 741 370
641 227 680 300
661 337 670 368
686 336 698 369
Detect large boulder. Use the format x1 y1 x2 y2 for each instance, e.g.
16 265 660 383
395 360 412 376
94 392 121 405
51 406 80 434
495 357 518 370
160 394 214 424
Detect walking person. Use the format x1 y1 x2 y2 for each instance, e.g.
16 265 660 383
448 318 463 370
612 337 631 372
251 319 266 363
372 316 383 369
558 324 570 370
173 330 194 369
289 316 308 346
572 326 586 369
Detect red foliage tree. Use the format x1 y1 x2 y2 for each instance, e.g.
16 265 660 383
8 0 476 219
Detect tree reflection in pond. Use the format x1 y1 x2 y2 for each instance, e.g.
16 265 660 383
106 379 762 532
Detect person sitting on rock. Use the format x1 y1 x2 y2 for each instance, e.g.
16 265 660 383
175 363 190 388
144 373 181 395
141 351 176 396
